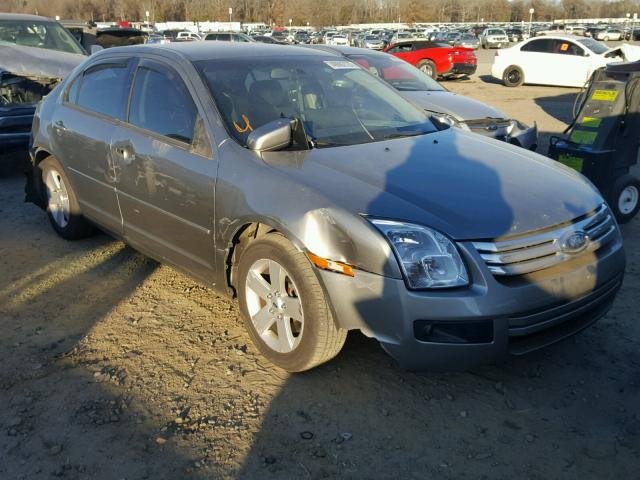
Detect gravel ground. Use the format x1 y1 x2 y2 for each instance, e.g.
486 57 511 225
1 46 639 480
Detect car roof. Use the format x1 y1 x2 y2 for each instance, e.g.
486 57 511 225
0 13 54 21
305 45 388 57
528 34 587 41
95 42 335 62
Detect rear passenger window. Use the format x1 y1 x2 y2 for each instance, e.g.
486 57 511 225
521 39 553 53
128 65 197 144
75 63 129 119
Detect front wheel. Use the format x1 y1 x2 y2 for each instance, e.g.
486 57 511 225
416 59 437 78
503 65 524 87
237 234 347 372
611 174 640 224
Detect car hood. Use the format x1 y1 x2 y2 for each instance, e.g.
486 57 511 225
261 130 602 240
0 44 85 79
604 43 640 62
400 90 507 122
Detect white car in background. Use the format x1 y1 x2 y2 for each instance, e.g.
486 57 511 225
328 34 349 46
176 31 202 41
480 28 509 49
595 28 624 41
491 35 640 87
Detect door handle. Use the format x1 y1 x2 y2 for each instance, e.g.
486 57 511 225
53 120 67 135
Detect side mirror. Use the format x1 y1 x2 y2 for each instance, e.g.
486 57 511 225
90 44 104 55
247 118 294 152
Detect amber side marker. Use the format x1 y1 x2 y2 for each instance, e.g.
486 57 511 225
306 252 355 277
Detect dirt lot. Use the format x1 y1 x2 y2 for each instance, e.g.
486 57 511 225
1 48 639 480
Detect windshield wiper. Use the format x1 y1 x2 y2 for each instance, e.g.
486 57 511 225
382 130 430 140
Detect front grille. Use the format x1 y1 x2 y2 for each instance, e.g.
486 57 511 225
464 118 511 138
472 204 616 276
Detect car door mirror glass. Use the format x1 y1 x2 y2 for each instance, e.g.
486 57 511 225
247 118 293 152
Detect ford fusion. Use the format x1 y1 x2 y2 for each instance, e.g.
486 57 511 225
27 43 625 371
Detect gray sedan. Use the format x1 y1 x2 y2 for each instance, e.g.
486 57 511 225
28 43 625 371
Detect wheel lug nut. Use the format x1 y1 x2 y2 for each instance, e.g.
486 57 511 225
267 293 272 299
269 308 274 314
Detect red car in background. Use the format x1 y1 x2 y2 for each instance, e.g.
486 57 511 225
383 40 477 79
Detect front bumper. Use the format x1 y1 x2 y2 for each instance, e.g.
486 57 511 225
485 39 508 48
319 236 625 370
0 132 30 155
0 110 34 155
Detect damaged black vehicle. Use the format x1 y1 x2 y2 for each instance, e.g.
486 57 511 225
0 14 85 156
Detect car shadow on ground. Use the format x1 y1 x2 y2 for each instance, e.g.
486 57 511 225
0 170 200 478
534 91 581 125
478 74 504 85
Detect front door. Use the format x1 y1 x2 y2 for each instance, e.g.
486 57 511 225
111 58 217 282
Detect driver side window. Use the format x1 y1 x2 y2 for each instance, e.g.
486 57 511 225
128 65 197 144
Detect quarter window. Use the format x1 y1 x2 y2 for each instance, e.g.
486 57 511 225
75 63 130 119
128 65 197 144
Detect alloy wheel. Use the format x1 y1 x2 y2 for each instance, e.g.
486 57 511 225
619 185 639 215
244 258 304 353
44 168 70 228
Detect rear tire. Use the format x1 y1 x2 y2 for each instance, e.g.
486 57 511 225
237 233 347 372
416 59 437 79
610 174 640 224
40 156 94 240
503 65 524 87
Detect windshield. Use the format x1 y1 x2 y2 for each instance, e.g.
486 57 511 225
0 19 84 55
196 56 436 149
347 53 444 92
577 38 608 55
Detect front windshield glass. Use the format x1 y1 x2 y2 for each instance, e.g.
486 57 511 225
196 56 436 148
347 53 445 92
578 38 608 55
0 19 84 55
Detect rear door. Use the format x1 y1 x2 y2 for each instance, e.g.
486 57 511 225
52 58 134 233
111 58 217 281
517 38 555 85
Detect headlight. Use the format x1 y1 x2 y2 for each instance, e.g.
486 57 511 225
370 220 469 289
429 112 470 131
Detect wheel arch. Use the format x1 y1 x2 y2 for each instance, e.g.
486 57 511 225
25 148 55 209
224 219 307 296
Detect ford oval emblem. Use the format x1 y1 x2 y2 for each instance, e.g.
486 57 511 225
561 231 589 254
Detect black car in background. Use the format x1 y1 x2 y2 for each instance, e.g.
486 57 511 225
95 27 148 48
0 13 85 157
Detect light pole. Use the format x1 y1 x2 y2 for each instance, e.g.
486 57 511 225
289 18 292 29
528 8 534 38
229 7 232 23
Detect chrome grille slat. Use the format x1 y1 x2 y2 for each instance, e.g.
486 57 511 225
473 204 616 276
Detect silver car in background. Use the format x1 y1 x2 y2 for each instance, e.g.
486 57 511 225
309 46 537 150
27 43 624 372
